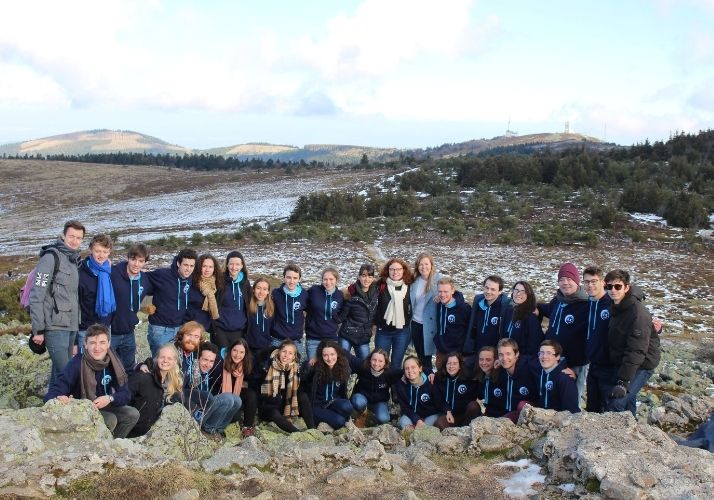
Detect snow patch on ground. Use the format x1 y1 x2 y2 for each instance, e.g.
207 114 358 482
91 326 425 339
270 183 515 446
496 459 545 497
629 212 668 226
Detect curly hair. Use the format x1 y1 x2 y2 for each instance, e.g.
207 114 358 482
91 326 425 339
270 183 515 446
379 257 414 284
175 321 207 344
435 352 465 381
192 253 225 293
314 340 350 386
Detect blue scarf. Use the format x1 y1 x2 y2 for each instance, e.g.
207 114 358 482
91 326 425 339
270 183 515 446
87 256 116 318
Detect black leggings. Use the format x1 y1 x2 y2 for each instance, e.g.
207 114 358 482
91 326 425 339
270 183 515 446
212 326 245 351
411 321 433 372
259 392 315 433
232 387 258 427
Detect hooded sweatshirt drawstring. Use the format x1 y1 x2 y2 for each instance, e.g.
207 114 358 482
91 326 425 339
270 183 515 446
552 303 565 335
177 278 189 310
129 275 142 312
587 297 599 340
232 272 244 310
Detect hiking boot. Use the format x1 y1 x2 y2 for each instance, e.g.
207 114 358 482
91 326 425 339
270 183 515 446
241 426 255 438
354 411 369 428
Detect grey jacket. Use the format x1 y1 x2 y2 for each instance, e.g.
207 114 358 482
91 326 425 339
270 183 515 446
29 239 82 333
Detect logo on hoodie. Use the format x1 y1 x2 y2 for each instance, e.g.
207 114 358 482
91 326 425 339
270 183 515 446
491 317 499 325
420 393 431 403
564 314 574 324
519 386 529 396
183 283 190 294
101 374 112 386
600 310 610 320
545 381 554 391
448 314 456 323
514 320 521 329
331 301 338 310
458 384 467 394
493 388 503 398
293 302 302 311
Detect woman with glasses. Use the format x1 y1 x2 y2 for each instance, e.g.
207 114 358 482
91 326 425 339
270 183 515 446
504 281 544 356
409 253 442 373
338 264 379 362
374 258 414 368
532 339 580 413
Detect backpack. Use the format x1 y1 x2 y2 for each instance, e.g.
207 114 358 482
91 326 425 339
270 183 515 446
19 248 61 312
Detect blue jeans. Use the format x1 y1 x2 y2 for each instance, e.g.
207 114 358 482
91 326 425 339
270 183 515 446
271 336 305 362
586 363 613 413
351 393 390 424
572 363 589 408
305 338 322 361
45 330 77 388
148 324 180 357
313 398 354 429
375 327 411 369
606 369 653 416
202 393 242 434
399 413 439 429
339 338 371 362
112 332 137 373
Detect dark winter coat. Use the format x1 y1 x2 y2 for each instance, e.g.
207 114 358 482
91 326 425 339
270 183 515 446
376 281 412 331
338 282 379 346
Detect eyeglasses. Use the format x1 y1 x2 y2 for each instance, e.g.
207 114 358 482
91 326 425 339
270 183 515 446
583 279 601 285
512 288 526 295
388 267 403 272
605 283 624 291
538 351 556 358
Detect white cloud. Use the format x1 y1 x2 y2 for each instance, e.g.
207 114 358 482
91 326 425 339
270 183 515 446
0 63 69 107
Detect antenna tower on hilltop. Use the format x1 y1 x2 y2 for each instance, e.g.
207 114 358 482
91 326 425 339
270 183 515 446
505 114 518 137
564 121 570 134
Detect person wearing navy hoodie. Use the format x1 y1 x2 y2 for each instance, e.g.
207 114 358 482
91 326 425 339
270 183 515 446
245 278 275 355
581 265 613 412
395 356 440 429
185 254 223 335
540 262 589 404
302 340 353 430
214 251 252 351
305 268 344 361
146 248 197 357
487 338 536 423
338 264 379 362
463 275 512 370
77 234 116 350
432 353 480 430
433 277 471 368
45 324 139 438
531 340 580 413
270 263 308 354
503 281 544 357
111 243 154 372
349 348 403 425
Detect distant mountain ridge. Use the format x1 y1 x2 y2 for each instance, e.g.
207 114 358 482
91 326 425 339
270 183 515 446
0 129 607 163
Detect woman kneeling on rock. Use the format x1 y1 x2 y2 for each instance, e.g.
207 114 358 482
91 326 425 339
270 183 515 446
258 340 314 433
303 340 353 430
128 343 183 437
395 356 440 429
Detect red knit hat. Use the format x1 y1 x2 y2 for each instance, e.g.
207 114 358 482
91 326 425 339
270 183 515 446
558 262 580 285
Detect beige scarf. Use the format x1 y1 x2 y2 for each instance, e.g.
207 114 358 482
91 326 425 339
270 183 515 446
384 278 408 329
221 364 244 396
199 276 220 320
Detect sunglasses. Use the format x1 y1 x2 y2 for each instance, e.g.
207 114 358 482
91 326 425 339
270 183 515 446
605 283 625 291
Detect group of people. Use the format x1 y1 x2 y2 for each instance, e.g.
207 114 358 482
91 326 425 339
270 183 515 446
30 220 662 439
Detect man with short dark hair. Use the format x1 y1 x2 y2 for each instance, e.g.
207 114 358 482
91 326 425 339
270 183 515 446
604 269 660 415
30 220 86 387
111 243 154 372
582 265 612 412
146 248 197 356
434 277 471 369
463 275 512 366
44 323 139 438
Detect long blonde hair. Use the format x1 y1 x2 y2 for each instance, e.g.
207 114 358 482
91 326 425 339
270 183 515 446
156 344 183 402
414 252 437 292
249 277 275 318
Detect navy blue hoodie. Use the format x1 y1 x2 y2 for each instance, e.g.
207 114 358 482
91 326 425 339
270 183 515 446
306 284 344 340
78 258 114 330
245 303 273 352
586 293 612 367
348 355 403 404
302 364 349 408
271 285 308 341
394 374 441 424
541 290 589 367
215 273 251 332
45 352 131 406
433 374 478 414
111 261 154 335
463 293 513 354
434 291 471 354
529 357 580 413
483 357 535 417
503 308 545 357
147 256 192 328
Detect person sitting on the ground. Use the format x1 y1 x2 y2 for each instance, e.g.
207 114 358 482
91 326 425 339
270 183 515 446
349 348 403 426
394 355 440 430
302 340 353 430
44 323 139 438
128 343 183 437
487 338 536 423
217 338 258 438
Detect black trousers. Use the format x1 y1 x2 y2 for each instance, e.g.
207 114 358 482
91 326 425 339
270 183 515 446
212 326 245 351
259 392 314 433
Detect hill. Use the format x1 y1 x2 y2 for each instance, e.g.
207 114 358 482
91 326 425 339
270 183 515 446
0 129 192 155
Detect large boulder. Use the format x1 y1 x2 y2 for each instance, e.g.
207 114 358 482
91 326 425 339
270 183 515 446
141 403 216 461
0 334 50 409
540 410 714 499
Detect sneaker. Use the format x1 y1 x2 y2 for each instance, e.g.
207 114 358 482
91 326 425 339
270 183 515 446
241 427 255 438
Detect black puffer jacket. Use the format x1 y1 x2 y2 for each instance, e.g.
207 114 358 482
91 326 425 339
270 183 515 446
128 368 178 437
608 285 660 383
338 281 378 345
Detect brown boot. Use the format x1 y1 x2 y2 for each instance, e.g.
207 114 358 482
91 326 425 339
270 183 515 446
354 410 369 428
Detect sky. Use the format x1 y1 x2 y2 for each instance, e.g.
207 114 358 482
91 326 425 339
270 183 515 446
1 0 713 149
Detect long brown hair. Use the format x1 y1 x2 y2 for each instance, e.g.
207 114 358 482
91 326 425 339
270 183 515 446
379 257 414 284
192 253 225 293
224 338 253 375
314 340 350 385
512 280 536 322
473 345 499 385
249 277 275 318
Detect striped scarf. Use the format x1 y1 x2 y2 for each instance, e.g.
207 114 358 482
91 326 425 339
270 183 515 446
261 350 300 417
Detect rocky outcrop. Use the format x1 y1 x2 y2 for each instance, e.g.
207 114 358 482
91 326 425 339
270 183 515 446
0 334 50 409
